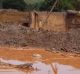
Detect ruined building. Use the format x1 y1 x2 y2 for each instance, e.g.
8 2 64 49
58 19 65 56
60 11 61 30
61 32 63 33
0 9 80 32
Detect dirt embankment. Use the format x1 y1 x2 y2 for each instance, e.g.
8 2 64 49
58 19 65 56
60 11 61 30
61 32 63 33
0 23 80 53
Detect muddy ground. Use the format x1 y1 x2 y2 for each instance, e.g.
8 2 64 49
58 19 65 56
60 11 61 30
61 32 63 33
0 47 80 68
0 24 80 53
0 47 80 74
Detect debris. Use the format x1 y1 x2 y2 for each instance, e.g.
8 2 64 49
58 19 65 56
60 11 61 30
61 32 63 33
0 58 33 69
32 54 42 58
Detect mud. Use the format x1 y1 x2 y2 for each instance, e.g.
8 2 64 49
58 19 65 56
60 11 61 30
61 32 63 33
0 47 80 74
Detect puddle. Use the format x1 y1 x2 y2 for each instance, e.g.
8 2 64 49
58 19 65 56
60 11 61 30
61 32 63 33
0 69 26 74
27 62 80 74
0 62 80 74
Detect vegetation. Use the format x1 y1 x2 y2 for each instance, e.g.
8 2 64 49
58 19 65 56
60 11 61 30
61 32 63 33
1 0 26 11
39 0 80 11
0 0 80 11
56 0 78 11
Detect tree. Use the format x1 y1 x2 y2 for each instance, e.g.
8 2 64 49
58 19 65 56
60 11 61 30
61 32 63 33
2 0 80 11
56 0 76 11
25 0 44 11
0 0 3 9
2 0 26 11
40 0 56 11
40 0 80 11
73 0 80 10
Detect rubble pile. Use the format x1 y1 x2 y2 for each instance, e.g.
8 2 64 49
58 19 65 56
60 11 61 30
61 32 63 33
0 23 80 52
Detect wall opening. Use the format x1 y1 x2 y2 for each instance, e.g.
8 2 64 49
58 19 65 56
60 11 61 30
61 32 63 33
22 23 30 27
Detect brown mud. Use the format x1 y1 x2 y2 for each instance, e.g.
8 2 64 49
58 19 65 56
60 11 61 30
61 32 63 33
0 47 80 74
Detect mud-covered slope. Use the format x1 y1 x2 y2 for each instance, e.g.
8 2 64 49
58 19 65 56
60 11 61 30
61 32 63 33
0 24 80 52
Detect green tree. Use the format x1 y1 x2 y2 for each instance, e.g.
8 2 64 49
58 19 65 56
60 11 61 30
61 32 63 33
25 0 44 11
40 0 80 11
40 0 56 11
0 0 3 9
75 0 80 10
2 0 26 11
56 0 76 11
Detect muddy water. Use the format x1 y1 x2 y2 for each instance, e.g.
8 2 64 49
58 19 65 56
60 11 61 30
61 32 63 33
0 47 80 74
30 62 80 74
0 62 80 74
0 69 26 74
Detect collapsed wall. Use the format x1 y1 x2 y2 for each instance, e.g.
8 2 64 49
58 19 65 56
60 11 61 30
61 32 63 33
0 24 80 52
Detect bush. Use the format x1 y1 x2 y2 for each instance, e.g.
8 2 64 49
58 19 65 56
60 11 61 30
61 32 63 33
2 0 26 11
